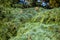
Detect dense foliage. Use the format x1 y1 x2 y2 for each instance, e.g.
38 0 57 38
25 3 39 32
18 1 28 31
10 23 60 40
0 5 60 40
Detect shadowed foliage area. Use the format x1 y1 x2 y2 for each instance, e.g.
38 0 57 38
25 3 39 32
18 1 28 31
0 0 60 8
